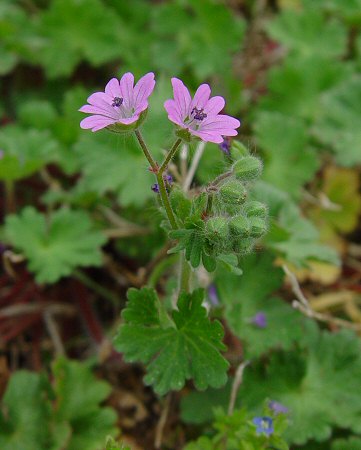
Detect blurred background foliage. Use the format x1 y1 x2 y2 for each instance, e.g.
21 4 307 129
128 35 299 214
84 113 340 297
0 0 361 449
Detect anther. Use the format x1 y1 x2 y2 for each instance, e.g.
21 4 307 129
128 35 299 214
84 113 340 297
112 97 123 107
191 107 207 121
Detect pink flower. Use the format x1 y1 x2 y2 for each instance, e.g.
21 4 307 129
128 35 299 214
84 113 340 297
164 78 240 144
79 72 155 132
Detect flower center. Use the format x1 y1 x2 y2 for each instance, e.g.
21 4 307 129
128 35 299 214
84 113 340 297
112 97 123 107
191 107 207 121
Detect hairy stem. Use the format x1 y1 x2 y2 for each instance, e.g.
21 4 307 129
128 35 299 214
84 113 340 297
156 171 178 229
135 129 158 172
134 130 178 229
159 138 182 174
179 252 191 293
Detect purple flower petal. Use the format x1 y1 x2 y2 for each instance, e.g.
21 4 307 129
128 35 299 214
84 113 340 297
191 129 224 144
190 84 211 110
79 72 155 133
105 78 121 98
164 78 240 143
119 72 135 109
269 400 288 414
79 104 118 119
164 99 185 127
80 115 116 131
205 96 225 116
133 72 155 109
251 312 267 328
253 416 274 436
171 78 192 118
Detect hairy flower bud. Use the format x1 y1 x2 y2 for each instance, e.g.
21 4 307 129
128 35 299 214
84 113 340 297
219 179 247 205
248 216 268 238
243 201 268 219
228 215 250 238
205 217 229 244
232 237 254 255
232 156 263 181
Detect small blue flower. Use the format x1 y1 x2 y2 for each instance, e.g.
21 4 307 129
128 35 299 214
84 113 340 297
269 400 288 414
151 183 160 193
207 284 220 306
251 312 267 328
253 416 274 436
164 174 173 184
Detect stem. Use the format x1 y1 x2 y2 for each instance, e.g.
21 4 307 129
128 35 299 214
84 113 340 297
135 129 158 172
179 253 191 293
205 193 214 216
159 138 182 174
74 270 119 306
183 141 205 191
156 172 178 229
4 180 16 214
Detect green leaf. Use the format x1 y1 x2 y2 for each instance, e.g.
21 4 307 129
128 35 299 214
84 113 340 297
114 288 229 395
254 112 319 198
253 182 339 266
74 132 155 207
5 207 106 283
0 1 41 74
169 220 205 269
332 437 361 450
53 358 117 450
0 125 60 181
313 76 361 166
239 329 361 445
0 372 52 450
38 0 127 77
257 56 351 121
216 252 305 357
267 9 347 58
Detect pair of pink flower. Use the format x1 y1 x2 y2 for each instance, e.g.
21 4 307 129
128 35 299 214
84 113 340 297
79 72 240 144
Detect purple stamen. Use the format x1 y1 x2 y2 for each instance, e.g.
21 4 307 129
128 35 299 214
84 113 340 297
191 107 207 121
112 97 123 107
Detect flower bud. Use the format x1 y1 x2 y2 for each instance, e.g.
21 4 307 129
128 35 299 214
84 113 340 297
219 180 247 205
232 156 262 181
232 237 254 255
248 216 268 238
228 215 250 237
231 140 249 159
243 201 268 219
205 217 229 244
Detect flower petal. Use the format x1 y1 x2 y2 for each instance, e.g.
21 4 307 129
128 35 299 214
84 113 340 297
191 129 224 144
119 72 135 109
117 116 139 125
86 92 115 115
133 72 155 109
80 115 116 131
204 96 225 116
164 99 184 125
79 104 118 119
202 114 241 132
104 78 121 98
170 78 191 119
191 84 211 110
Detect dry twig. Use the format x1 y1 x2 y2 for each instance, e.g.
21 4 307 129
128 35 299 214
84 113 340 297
283 265 361 331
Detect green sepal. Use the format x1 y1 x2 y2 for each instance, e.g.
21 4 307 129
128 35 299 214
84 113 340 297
219 179 247 205
106 109 148 133
229 215 250 238
233 156 263 182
